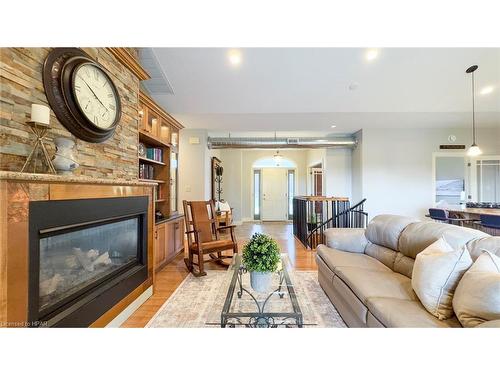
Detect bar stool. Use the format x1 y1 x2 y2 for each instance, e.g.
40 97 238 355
426 208 474 226
476 214 500 236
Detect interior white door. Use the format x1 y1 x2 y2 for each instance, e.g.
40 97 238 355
262 168 288 221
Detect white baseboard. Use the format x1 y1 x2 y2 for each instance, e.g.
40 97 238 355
105 286 153 328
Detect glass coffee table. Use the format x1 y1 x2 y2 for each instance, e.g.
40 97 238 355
207 254 304 328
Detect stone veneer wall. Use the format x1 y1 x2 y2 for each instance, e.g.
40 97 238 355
0 48 140 180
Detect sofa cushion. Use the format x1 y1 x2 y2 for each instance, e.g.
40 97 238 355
365 243 397 270
466 237 500 261
317 245 391 273
366 297 462 328
365 215 419 251
398 221 488 260
411 238 472 320
393 253 414 278
476 319 500 328
334 267 417 304
331 275 369 327
366 311 385 327
324 228 368 253
453 251 500 327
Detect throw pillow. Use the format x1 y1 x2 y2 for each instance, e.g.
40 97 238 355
411 237 473 320
452 251 500 327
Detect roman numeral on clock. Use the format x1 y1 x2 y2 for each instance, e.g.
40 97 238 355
94 115 99 125
108 104 115 111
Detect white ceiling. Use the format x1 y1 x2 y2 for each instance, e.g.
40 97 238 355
144 48 500 134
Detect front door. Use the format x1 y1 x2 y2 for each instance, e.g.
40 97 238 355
262 168 288 221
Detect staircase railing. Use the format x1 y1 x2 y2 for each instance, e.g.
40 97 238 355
306 198 368 249
293 196 350 248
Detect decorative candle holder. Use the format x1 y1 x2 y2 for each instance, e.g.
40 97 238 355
21 120 56 174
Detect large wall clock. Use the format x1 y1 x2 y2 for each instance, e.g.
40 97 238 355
43 48 122 143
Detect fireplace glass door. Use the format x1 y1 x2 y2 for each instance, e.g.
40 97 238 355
39 217 139 313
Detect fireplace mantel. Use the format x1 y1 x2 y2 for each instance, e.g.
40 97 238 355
0 171 156 187
0 176 155 327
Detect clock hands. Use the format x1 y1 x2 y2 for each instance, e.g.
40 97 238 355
81 78 109 113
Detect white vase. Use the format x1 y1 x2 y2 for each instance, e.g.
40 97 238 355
250 271 273 293
52 137 79 175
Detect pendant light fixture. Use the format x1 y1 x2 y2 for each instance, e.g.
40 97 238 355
273 150 283 166
466 65 482 157
272 131 283 166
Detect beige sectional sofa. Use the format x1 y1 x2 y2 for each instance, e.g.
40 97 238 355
316 214 500 328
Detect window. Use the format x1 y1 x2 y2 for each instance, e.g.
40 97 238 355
254 170 261 220
288 170 295 220
253 158 296 169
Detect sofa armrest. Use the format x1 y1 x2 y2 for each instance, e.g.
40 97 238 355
323 228 368 253
476 319 500 328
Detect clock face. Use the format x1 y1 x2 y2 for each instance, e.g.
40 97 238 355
73 63 119 129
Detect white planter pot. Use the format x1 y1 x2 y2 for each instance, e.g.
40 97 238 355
250 271 273 293
52 137 79 175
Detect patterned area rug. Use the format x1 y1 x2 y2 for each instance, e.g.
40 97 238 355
146 271 346 328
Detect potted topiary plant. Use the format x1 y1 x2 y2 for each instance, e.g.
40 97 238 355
242 233 281 292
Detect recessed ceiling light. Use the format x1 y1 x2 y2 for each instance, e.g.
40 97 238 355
317 139 327 142
228 49 242 66
480 86 494 95
349 82 359 91
365 49 379 61
330 125 337 128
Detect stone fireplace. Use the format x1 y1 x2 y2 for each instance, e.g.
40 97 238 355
28 196 148 327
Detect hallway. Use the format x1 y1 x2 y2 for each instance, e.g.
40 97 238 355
122 222 317 327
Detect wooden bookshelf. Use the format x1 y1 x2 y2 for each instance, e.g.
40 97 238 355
138 91 182 223
139 156 166 166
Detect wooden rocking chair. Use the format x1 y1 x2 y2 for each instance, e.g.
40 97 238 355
183 200 238 277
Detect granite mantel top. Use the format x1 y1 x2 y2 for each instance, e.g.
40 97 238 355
0 171 157 186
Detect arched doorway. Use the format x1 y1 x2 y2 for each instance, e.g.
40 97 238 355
253 157 297 221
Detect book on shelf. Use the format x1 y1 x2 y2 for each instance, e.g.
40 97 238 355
139 163 155 180
145 147 164 163
153 186 163 200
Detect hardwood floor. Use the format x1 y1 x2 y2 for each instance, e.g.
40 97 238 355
121 221 316 327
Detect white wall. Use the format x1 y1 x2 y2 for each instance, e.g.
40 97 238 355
178 129 219 210
324 148 352 199
218 149 243 221
360 126 500 219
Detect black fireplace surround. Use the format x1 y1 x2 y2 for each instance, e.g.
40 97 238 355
29 196 148 327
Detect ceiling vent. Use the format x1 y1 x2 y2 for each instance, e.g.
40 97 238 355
139 48 175 95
